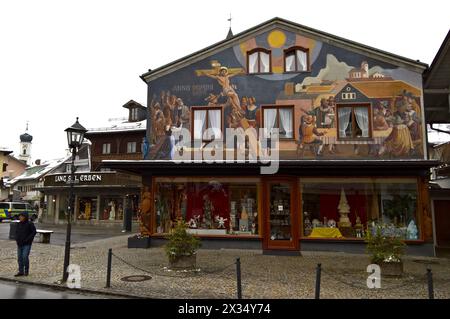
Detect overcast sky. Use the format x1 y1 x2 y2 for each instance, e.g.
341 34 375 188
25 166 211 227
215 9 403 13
1 0 449 161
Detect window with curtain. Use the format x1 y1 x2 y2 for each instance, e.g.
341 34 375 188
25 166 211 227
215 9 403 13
337 105 371 139
247 49 271 74
263 106 294 139
284 47 308 72
192 107 223 141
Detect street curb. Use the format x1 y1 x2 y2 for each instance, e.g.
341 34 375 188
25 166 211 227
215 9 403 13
0 276 150 299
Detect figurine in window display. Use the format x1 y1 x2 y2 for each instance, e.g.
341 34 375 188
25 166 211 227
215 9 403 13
103 208 109 220
117 204 123 220
215 215 228 229
312 219 320 228
139 187 152 236
239 204 249 232
188 218 198 229
251 223 256 235
202 195 213 229
109 200 116 220
407 220 418 240
327 219 336 228
304 216 312 236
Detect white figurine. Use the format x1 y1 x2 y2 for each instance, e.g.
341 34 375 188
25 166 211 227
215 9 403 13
407 220 418 240
188 218 197 228
215 215 228 229
327 219 337 228
108 201 116 220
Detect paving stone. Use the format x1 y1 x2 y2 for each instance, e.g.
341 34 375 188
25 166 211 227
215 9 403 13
0 236 449 299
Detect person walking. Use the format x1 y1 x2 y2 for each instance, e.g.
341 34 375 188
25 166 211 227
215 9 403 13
15 212 36 276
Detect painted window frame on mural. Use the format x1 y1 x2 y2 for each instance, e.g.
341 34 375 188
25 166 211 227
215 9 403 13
283 46 310 73
246 48 272 74
191 106 224 143
261 105 295 140
336 103 373 140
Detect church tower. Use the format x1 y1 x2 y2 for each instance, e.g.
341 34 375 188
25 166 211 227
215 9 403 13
19 123 33 165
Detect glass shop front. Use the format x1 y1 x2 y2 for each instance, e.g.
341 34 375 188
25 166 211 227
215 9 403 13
151 176 425 251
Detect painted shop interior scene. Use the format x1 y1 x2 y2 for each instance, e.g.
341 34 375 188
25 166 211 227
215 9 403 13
96 17 450 257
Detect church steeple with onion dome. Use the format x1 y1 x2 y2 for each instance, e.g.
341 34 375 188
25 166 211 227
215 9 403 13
19 122 33 165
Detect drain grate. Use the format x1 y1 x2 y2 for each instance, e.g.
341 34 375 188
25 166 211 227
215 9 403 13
121 275 152 282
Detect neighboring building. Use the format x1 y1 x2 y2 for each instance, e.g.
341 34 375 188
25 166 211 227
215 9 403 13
9 157 68 206
103 18 436 255
85 100 146 170
423 29 450 254
0 147 13 201
0 154 28 201
37 103 144 226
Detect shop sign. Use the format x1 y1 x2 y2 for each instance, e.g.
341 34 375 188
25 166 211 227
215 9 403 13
53 174 102 184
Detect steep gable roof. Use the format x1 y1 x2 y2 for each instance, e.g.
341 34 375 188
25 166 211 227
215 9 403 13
141 17 428 83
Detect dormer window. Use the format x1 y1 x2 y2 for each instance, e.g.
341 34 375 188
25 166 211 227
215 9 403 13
284 47 309 72
130 108 139 121
247 48 271 74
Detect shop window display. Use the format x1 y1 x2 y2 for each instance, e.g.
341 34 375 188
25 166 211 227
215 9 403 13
100 197 124 221
77 197 97 220
301 178 420 240
154 178 259 236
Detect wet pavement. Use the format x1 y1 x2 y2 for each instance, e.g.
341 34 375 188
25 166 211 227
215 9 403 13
0 280 109 299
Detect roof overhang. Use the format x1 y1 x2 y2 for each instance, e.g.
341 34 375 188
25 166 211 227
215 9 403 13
100 159 439 177
141 17 427 83
424 30 450 124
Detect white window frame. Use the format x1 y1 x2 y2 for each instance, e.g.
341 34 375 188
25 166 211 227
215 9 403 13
127 141 137 153
102 143 111 154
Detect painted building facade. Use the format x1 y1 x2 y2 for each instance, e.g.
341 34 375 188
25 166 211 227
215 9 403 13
104 18 437 255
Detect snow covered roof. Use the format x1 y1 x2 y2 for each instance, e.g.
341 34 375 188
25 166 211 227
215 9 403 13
0 147 13 154
8 156 70 184
86 118 146 134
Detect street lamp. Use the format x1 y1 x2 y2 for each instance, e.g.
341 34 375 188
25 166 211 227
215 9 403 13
62 117 87 282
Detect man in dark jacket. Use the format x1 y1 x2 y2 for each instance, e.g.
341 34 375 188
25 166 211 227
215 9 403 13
15 212 36 276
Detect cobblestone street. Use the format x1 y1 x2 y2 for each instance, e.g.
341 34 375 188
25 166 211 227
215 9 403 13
1 235 450 299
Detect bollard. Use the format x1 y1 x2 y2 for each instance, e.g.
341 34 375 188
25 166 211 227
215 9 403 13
427 268 434 299
106 248 112 288
315 263 322 299
236 258 242 299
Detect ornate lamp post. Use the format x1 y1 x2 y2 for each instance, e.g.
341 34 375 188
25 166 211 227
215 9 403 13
62 117 87 282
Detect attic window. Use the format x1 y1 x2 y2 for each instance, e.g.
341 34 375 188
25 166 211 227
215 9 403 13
247 48 271 74
284 47 309 72
130 108 139 121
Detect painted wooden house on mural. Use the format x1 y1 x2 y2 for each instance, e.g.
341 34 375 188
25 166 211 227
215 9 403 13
103 18 438 255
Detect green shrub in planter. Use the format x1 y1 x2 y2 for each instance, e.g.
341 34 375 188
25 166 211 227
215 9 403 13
365 223 406 264
165 220 201 264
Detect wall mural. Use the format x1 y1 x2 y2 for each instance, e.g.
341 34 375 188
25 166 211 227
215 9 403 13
145 28 424 160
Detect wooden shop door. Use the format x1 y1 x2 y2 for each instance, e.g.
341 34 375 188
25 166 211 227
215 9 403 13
434 200 450 247
263 178 299 251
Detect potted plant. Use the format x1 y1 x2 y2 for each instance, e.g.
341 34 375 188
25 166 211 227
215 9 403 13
365 223 406 276
165 220 201 269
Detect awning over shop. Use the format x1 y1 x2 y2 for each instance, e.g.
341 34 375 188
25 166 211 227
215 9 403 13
100 159 440 177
